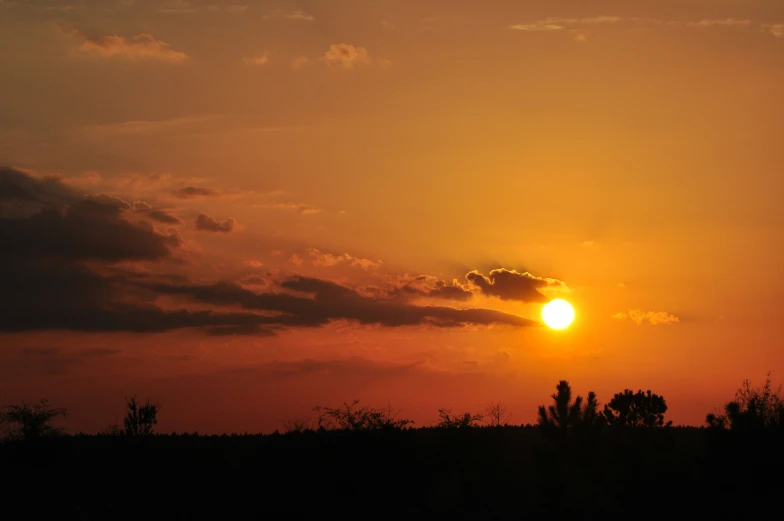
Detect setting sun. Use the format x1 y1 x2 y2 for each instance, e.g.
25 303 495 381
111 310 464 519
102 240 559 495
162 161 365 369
541 299 575 330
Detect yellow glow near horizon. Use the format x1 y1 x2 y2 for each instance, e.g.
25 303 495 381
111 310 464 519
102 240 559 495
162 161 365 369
541 299 575 330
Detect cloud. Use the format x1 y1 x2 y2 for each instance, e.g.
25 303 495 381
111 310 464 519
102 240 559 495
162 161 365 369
264 9 314 22
510 22 565 31
465 269 566 302
244 52 269 66
171 186 220 199
66 29 190 63
139 276 536 330
685 19 751 27
763 24 784 37
256 202 321 215
0 168 548 337
0 168 281 335
511 16 621 31
1 170 179 262
612 309 680 326
322 43 374 69
146 209 181 224
510 16 760 35
194 213 235 233
305 248 381 270
159 1 247 14
84 192 131 209
385 275 473 302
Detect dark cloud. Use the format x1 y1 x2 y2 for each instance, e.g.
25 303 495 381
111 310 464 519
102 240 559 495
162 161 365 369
0 167 79 216
140 275 535 330
0 168 543 337
147 209 181 224
2 168 180 262
393 275 473 301
131 200 181 224
465 268 563 302
0 168 273 335
84 192 131 209
195 213 234 233
0 202 180 262
0 258 278 334
171 186 219 199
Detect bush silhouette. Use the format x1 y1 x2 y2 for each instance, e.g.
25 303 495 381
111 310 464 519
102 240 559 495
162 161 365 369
603 390 672 428
123 396 160 437
706 371 784 431
314 400 413 431
0 399 67 440
436 407 484 428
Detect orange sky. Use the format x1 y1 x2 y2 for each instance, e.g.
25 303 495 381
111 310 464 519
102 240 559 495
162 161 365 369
1 0 784 433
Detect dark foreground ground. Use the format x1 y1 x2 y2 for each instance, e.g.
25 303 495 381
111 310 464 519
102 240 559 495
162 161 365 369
2 426 782 520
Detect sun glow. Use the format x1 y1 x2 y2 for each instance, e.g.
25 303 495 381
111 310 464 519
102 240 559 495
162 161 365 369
541 299 575 330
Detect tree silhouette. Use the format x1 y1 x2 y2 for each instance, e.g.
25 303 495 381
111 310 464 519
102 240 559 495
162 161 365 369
314 400 412 431
484 402 512 427
436 408 484 428
603 389 672 428
0 399 67 440
706 372 784 431
123 396 159 437
537 381 601 438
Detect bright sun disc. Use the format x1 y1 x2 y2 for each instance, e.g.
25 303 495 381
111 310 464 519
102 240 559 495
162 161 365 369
541 299 575 330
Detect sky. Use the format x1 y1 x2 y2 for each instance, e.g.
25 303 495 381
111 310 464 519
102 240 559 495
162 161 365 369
1 0 784 434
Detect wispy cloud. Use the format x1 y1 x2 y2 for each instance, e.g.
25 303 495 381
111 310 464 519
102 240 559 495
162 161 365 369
171 186 221 199
195 213 235 233
255 202 321 215
264 9 314 22
684 18 751 27
160 1 247 14
74 116 212 137
510 16 766 35
64 28 189 62
763 24 784 37
244 52 269 66
612 309 680 326
305 248 382 270
323 43 372 69
511 16 621 31
322 43 389 70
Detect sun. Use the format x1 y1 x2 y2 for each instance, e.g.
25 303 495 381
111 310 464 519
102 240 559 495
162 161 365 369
541 299 575 330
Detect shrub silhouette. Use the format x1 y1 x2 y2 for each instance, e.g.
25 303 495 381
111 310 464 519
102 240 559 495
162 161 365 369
123 396 159 436
0 399 67 440
314 400 412 431
436 407 484 428
706 371 784 431
603 389 672 428
537 381 601 438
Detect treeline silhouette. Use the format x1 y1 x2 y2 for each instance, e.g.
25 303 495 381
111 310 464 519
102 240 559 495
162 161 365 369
2 375 784 519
